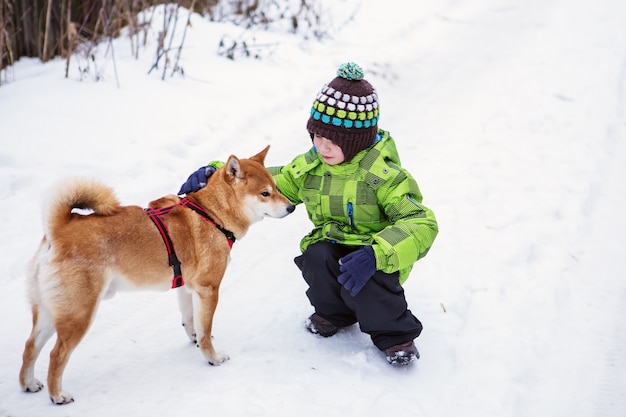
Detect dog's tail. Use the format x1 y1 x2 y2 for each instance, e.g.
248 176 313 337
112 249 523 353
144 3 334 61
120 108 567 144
44 177 121 236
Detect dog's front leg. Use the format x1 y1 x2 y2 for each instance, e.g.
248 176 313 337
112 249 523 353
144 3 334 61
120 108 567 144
177 287 196 343
193 287 229 365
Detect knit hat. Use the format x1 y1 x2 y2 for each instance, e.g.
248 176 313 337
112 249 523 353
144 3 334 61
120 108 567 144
306 62 380 162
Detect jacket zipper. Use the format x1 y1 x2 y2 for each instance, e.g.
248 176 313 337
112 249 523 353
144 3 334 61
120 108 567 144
347 202 355 228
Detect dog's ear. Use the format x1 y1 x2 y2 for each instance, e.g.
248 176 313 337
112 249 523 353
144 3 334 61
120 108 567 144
225 155 245 180
249 145 270 165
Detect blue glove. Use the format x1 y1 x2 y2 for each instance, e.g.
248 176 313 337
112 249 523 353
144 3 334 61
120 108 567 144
178 166 216 195
338 246 376 297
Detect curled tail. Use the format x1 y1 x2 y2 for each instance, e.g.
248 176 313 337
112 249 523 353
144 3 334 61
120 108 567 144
45 177 121 236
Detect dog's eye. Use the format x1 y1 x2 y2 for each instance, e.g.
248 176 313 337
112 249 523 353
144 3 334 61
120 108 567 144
261 191 270 197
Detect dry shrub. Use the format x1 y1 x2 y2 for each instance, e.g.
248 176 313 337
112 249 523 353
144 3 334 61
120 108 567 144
0 0 328 85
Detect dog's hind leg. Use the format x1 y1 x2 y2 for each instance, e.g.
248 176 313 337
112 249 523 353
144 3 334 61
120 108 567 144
20 241 55 395
19 304 55 394
47 282 100 405
177 287 196 343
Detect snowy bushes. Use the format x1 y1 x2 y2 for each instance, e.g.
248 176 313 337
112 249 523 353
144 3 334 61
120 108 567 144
0 0 334 85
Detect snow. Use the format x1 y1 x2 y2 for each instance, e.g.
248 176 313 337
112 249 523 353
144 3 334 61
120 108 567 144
1 0 626 415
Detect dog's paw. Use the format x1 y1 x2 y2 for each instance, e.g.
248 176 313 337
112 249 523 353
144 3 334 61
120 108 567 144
208 352 230 366
50 390 74 405
182 323 197 343
23 378 44 393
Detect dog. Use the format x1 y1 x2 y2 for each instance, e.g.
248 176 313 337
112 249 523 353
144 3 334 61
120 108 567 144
19 145 295 404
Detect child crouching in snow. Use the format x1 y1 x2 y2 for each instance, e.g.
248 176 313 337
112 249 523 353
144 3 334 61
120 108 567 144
178 62 438 365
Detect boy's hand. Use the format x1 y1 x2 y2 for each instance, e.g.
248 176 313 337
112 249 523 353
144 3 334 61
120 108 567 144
178 166 216 195
338 246 376 297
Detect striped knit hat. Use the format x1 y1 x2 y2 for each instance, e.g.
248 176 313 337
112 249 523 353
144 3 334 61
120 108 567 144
306 62 380 162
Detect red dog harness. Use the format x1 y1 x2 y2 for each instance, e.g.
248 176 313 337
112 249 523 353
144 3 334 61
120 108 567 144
145 197 235 288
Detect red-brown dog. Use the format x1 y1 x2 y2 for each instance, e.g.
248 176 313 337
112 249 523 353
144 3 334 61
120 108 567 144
19 146 294 404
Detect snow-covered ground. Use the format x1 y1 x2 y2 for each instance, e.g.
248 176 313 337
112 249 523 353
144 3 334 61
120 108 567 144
1 1 625 416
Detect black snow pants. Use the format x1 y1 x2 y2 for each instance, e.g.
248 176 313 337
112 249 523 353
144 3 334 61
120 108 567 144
294 241 423 351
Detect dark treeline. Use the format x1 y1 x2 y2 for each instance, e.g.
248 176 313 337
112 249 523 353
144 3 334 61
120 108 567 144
1 0 324 85
0 0 219 70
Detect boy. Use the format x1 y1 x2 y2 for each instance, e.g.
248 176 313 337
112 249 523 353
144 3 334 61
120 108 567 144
179 62 438 365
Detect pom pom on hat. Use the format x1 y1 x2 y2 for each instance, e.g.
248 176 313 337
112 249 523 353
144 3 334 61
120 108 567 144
336 62 364 81
306 62 380 162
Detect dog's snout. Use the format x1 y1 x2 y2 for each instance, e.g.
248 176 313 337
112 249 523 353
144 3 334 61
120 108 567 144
286 204 296 214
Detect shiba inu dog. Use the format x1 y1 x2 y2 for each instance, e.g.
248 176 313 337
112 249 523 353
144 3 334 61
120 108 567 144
19 145 295 404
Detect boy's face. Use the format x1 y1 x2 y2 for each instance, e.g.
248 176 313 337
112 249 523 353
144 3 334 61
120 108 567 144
313 134 345 165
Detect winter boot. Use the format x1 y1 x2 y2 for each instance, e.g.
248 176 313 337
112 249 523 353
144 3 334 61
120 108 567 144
385 341 419 365
305 313 339 337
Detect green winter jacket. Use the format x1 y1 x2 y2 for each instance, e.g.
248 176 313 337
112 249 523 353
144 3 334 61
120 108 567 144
266 129 438 284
